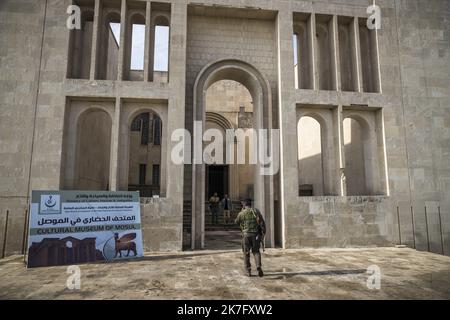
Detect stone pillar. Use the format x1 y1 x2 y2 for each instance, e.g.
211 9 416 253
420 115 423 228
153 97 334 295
109 99 121 191
166 1 187 244
89 0 101 80
309 13 318 90
352 17 364 93
277 5 298 248
192 123 205 249
148 8 155 81
331 15 341 91
143 2 151 82
376 109 389 196
336 105 346 196
117 0 127 81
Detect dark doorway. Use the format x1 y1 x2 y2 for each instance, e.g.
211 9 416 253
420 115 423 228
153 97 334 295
204 166 240 250
206 165 228 199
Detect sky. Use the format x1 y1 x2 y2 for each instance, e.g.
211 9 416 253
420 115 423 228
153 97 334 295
110 23 169 71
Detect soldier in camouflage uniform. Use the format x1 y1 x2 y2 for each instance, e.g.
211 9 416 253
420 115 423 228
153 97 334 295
235 199 266 277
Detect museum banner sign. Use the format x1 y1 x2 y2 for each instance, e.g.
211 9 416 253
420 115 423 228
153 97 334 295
27 190 144 268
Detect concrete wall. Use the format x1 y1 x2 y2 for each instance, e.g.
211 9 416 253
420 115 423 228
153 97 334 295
285 196 392 247
277 0 449 253
391 0 450 254
0 0 47 256
1 0 187 256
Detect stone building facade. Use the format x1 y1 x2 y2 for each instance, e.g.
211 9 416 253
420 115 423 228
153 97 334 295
0 0 449 255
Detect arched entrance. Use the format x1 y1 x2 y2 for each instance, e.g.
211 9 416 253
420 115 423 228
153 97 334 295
191 59 274 249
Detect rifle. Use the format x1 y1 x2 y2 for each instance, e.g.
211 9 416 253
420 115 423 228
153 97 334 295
260 232 266 252
252 209 266 252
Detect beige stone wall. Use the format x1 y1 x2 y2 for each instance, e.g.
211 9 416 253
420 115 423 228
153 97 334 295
0 0 187 254
206 80 253 113
389 0 450 253
0 0 48 255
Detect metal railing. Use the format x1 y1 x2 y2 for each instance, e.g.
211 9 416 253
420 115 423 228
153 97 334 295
396 204 446 256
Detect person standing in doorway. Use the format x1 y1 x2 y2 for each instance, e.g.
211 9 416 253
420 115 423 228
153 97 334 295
209 192 220 225
235 199 266 277
220 194 233 226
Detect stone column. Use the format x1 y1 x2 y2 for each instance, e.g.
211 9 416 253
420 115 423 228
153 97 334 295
352 17 364 92
308 13 318 90
109 99 121 191
277 5 298 248
336 105 346 196
143 2 151 82
166 2 187 246
376 109 389 196
117 0 127 81
89 0 101 80
331 15 341 91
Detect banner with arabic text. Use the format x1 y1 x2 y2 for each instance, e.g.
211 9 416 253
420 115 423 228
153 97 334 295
27 190 143 268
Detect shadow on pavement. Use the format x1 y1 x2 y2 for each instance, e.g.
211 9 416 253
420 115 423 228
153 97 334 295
264 269 367 279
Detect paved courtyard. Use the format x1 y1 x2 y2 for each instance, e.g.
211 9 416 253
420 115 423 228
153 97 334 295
0 242 449 299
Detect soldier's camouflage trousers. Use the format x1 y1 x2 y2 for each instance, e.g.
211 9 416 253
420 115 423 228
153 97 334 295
242 233 261 271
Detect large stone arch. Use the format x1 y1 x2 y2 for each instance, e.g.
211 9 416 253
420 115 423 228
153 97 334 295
191 59 274 249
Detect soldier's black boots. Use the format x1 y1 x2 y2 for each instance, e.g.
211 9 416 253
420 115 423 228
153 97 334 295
246 270 251 277
258 268 264 277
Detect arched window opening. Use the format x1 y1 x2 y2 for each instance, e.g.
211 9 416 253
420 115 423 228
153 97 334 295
124 12 146 81
315 14 335 90
343 117 367 195
358 18 380 93
67 9 94 79
293 12 313 89
338 16 357 92
154 24 169 72
128 111 162 197
297 116 324 196
149 10 171 82
97 11 121 80
131 23 145 71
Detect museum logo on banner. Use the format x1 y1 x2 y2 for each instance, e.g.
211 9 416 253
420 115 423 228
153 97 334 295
40 194 61 214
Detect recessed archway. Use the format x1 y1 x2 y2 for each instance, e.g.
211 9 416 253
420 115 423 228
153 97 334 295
297 115 325 196
191 59 274 250
62 106 113 190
